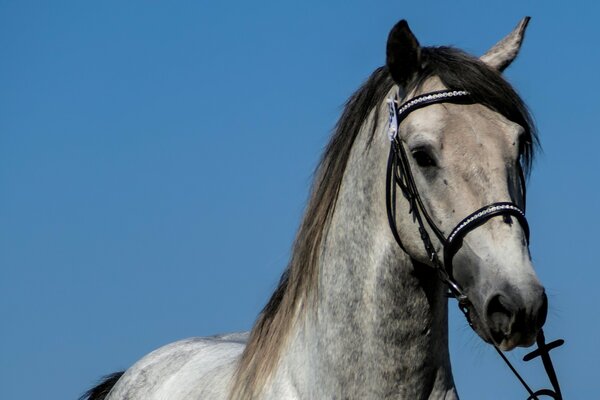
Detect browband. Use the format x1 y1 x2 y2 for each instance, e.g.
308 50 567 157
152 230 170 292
387 90 473 142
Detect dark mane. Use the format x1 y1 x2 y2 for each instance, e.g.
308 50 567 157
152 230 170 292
230 46 537 399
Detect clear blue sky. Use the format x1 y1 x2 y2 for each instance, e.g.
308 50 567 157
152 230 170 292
1 1 597 399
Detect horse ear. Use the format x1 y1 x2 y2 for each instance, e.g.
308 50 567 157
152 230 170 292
386 20 421 88
480 17 531 71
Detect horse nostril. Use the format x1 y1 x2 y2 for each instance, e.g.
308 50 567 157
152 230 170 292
485 289 547 347
486 294 514 338
487 294 512 319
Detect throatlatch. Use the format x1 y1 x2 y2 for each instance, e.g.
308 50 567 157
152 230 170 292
385 89 565 399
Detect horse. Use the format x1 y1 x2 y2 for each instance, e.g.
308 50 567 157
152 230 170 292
82 17 549 399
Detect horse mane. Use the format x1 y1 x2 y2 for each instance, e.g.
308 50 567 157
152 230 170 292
229 47 537 400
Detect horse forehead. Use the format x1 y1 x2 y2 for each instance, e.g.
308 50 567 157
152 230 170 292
404 102 522 150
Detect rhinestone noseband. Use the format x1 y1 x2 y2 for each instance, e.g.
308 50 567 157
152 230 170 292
386 89 564 399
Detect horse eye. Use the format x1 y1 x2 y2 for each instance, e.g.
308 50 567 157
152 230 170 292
412 150 436 167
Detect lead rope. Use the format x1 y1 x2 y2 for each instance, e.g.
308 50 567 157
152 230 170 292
386 92 565 399
493 333 565 400
494 343 538 399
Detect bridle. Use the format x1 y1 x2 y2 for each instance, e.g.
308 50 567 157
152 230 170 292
385 90 529 312
386 89 565 399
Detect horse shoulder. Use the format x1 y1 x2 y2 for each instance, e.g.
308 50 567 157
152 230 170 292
107 332 248 400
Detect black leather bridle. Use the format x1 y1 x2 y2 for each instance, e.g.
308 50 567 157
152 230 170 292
386 89 564 399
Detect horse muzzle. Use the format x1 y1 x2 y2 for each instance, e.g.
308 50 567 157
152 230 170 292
482 285 548 351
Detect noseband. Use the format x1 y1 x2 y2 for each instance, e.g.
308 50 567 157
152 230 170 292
386 89 564 399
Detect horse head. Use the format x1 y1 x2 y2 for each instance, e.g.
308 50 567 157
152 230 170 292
386 18 547 351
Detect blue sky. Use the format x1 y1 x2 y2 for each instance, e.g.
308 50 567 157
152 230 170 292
1 1 598 399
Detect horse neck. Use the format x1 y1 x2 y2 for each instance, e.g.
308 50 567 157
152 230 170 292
275 105 456 399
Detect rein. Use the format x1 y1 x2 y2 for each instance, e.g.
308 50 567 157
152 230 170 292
385 89 565 399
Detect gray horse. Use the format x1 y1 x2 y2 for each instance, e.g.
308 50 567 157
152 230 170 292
82 17 547 400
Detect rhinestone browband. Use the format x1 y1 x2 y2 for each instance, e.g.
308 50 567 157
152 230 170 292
447 203 525 244
387 90 471 142
396 90 470 119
